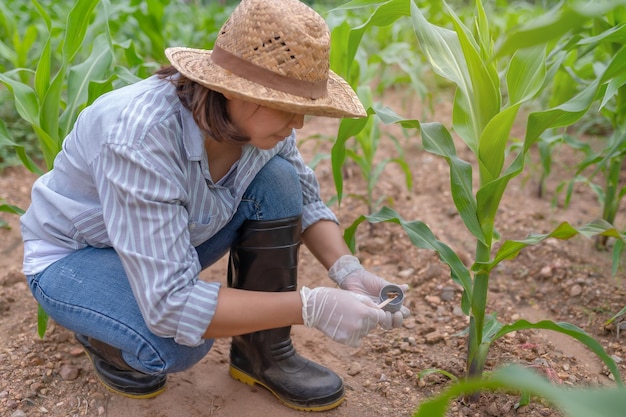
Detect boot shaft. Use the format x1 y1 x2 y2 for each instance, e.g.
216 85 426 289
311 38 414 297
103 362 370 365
226 215 344 411
228 215 301 292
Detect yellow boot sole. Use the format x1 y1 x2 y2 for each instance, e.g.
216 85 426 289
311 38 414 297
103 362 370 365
229 365 344 412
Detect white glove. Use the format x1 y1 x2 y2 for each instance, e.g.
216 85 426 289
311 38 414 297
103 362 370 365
300 286 392 347
328 255 410 328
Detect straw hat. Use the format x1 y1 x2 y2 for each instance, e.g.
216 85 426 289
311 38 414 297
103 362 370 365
164 0 366 118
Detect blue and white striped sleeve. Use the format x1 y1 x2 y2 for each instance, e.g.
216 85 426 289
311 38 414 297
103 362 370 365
91 128 219 347
278 133 338 230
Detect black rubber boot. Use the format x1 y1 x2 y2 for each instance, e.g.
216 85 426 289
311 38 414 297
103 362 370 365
228 215 345 411
75 333 167 399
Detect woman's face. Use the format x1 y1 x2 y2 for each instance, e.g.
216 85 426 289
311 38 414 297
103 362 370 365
226 97 305 150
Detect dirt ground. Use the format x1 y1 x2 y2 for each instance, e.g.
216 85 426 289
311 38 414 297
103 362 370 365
1 91 625 417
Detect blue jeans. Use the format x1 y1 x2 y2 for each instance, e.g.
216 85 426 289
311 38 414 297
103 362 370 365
27 156 302 375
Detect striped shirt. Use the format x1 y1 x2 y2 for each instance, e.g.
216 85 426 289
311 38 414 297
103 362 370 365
20 75 337 347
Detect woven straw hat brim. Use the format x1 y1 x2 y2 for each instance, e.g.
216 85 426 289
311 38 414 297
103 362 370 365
165 47 366 119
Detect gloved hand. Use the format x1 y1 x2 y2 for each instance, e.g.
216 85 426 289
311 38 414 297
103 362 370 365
300 286 392 347
328 254 410 328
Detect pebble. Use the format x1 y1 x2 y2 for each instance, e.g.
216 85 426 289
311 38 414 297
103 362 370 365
452 306 465 317
403 318 417 329
421 263 444 280
425 330 443 344
398 268 414 278
570 284 582 297
540 265 552 278
59 364 80 381
425 295 441 306
11 411 27 417
346 362 361 376
440 286 455 301
69 347 85 357
487 402 499 415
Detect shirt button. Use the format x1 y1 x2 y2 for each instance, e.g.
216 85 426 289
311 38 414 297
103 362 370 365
189 223 196 230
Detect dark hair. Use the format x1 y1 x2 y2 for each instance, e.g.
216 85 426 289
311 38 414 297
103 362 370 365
155 65 249 144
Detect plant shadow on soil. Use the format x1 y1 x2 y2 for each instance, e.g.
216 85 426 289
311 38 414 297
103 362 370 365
1 92 625 417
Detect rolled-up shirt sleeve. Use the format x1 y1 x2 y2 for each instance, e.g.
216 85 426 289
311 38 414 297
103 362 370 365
278 134 338 230
92 133 217 347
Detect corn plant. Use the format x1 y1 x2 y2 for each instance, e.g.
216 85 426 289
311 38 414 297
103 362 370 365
326 8 414 222
526 5 626 254
334 0 626 414
1 0 112 170
0 0 150 337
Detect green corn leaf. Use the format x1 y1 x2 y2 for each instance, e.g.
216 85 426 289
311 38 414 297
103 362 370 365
388 157 413 191
87 76 115 105
420 122 486 245
473 0 491 61
32 0 52 99
0 120 43 175
329 21 352 79
446 1 500 145
584 129 626 181
341 0 409 80
494 320 621 384
451 91 473 149
477 105 520 184
0 40 16 66
34 36 52 101
30 124 58 170
412 364 626 417
410 2 465 92
0 72 39 126
473 106 527 238
599 45 626 85
61 34 114 137
506 45 546 105
496 1 626 57
331 114 370 206
410 1 478 148
113 66 143 86
411 0 499 152
37 304 49 339
62 0 100 63
40 70 65 155
601 71 626 109
344 206 473 313
577 22 626 46
525 79 600 148
418 368 458 382
371 103 420 130
477 219 624 271
0 203 24 216
17 25 38 70
605 305 626 326
475 153 524 242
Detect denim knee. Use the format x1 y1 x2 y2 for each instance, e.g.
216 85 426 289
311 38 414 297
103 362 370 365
242 155 303 219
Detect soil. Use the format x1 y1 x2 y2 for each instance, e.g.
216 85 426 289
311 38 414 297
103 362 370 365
1 90 625 417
